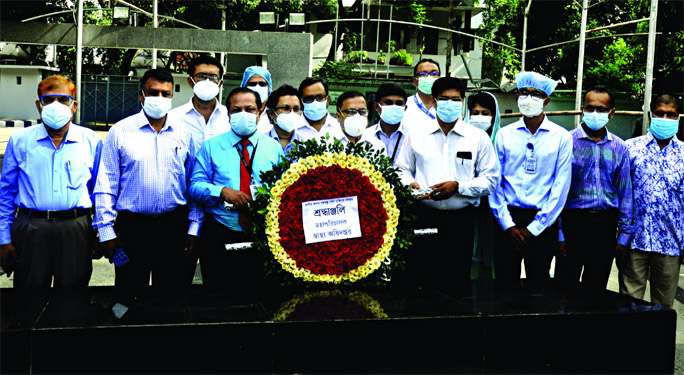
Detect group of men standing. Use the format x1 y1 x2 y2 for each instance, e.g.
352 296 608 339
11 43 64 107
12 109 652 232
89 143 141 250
0 55 682 308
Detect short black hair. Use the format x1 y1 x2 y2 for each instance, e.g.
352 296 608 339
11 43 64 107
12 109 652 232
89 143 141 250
266 84 302 110
413 58 440 77
587 85 615 109
376 83 407 103
140 68 174 89
336 90 366 112
299 76 329 97
467 92 497 116
187 54 224 78
651 93 681 113
225 87 262 109
431 77 466 99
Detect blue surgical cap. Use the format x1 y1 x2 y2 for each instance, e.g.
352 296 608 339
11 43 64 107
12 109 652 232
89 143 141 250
515 71 557 97
240 66 272 93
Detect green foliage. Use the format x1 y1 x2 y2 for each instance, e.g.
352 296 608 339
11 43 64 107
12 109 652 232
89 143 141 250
312 60 361 80
344 50 369 63
586 38 645 94
390 49 413 66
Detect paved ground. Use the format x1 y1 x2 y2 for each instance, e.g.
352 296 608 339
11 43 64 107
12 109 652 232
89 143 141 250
1 125 682 372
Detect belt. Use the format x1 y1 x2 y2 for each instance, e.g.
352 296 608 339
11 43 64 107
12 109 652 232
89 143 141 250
18 207 91 220
118 206 188 219
564 208 617 216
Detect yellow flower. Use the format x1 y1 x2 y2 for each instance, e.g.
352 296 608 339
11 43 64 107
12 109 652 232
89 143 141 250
360 158 370 168
339 160 348 168
346 154 355 162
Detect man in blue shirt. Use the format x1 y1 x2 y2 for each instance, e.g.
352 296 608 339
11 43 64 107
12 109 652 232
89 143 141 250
620 94 684 308
262 84 306 155
489 71 573 291
94 69 201 296
556 86 632 295
190 87 284 289
0 75 102 288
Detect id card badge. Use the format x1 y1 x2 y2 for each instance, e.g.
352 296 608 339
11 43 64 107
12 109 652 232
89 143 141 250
249 183 261 198
524 157 537 174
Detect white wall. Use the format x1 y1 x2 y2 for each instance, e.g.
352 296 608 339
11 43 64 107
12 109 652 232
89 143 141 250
0 67 49 121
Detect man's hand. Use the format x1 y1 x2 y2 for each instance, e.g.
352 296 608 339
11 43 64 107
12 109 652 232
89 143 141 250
99 238 125 262
615 244 628 257
505 226 534 248
185 235 197 258
429 181 459 201
1 243 18 277
220 187 251 209
409 182 421 190
558 241 567 257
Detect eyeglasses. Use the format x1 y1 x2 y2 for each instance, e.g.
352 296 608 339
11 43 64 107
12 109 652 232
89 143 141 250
195 73 220 83
652 110 680 120
230 107 258 115
39 94 74 106
435 97 463 103
583 105 612 113
245 81 268 87
518 88 547 99
379 99 405 106
302 94 327 104
416 71 440 78
274 106 302 114
340 108 369 117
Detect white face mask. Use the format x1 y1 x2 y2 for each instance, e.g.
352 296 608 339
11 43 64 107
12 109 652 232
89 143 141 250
469 115 493 131
142 95 172 119
41 101 74 129
275 111 302 133
192 78 220 101
343 114 368 137
248 85 269 104
518 96 544 117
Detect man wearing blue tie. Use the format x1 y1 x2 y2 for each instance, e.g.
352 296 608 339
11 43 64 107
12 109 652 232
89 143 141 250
0 75 102 288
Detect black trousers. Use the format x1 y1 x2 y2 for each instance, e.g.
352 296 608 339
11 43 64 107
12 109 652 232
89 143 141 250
199 216 264 291
11 212 93 288
555 209 618 294
114 207 190 296
406 204 475 292
493 206 559 291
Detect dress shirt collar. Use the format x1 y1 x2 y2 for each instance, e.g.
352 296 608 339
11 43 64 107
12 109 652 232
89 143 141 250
645 131 681 151
35 122 80 144
515 115 553 133
427 118 466 136
578 124 613 143
226 129 259 148
371 121 407 137
136 109 175 132
268 126 303 144
184 97 221 117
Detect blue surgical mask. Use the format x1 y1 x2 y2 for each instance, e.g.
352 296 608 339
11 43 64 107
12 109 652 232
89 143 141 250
649 114 681 140
231 111 258 136
303 100 329 122
379 105 405 125
40 101 73 129
583 111 610 131
436 100 462 123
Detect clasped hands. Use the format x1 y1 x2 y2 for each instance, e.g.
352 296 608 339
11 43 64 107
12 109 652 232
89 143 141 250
409 181 459 201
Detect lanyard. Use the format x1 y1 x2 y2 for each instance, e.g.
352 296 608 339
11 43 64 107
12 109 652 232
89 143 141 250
414 94 436 120
235 139 259 177
377 131 403 163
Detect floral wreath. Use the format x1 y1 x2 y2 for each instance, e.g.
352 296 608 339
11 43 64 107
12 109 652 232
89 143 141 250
272 290 388 321
250 136 414 285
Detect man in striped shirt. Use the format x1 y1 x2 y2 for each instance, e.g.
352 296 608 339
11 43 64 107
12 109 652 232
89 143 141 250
556 86 632 294
94 69 202 297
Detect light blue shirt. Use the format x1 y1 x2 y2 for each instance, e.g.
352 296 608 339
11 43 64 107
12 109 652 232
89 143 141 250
190 130 284 231
489 116 573 236
363 122 409 164
267 126 306 155
93 110 202 242
0 123 103 244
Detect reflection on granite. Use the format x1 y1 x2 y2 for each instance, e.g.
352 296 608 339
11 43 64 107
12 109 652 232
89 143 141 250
0 281 676 374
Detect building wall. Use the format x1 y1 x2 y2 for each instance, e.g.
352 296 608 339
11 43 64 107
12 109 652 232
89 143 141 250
0 67 48 121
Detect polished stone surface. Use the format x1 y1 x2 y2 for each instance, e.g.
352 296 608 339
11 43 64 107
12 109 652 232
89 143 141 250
1 281 676 374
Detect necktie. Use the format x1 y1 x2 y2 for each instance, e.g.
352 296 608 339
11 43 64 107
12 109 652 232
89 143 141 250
239 139 252 230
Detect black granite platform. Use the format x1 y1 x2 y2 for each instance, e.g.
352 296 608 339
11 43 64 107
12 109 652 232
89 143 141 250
0 281 676 374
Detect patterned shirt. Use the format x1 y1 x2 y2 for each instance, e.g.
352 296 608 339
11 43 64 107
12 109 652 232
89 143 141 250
626 133 684 256
564 126 633 246
93 110 202 242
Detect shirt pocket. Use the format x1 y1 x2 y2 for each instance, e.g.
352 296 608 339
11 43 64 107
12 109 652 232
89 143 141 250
66 160 90 189
453 149 475 180
168 144 189 176
667 168 684 192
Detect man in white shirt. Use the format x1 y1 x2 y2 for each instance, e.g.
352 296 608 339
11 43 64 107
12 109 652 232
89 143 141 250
363 83 409 165
396 77 500 292
402 58 440 131
334 90 386 153
297 77 344 141
263 84 307 155
170 55 230 155
169 55 230 284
